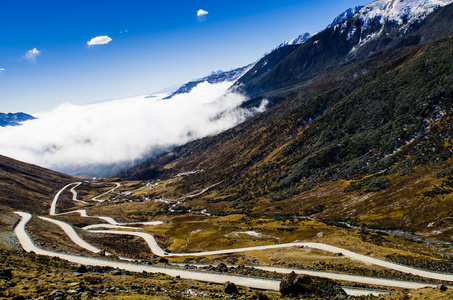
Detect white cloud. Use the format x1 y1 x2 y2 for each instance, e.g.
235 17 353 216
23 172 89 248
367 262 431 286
0 81 267 177
0 68 5 71
87 36 112 46
197 9 208 16
25 48 41 62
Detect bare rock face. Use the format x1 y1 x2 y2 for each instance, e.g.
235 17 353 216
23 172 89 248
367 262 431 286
76 265 88 273
158 257 169 264
216 263 228 272
279 272 347 298
224 281 240 294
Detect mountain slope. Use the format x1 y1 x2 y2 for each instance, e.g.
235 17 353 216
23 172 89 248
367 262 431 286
233 0 453 101
118 3 453 236
271 32 311 52
326 5 364 28
166 64 254 99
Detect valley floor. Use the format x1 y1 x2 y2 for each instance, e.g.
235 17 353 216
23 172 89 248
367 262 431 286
2 180 453 299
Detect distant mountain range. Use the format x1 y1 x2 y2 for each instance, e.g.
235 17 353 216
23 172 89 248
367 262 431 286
164 5 368 99
165 64 254 99
0 112 35 127
326 5 364 28
171 0 453 106
233 0 453 102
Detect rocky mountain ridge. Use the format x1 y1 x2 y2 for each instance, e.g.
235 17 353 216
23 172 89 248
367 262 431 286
233 0 453 102
0 112 35 127
118 1 453 236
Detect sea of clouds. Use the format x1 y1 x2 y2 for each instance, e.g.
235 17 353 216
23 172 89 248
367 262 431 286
0 81 267 177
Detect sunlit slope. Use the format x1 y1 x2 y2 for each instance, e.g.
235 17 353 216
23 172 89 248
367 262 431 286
233 2 453 102
119 34 453 236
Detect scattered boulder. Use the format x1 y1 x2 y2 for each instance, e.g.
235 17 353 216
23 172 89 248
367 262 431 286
67 289 78 295
111 270 122 276
0 269 12 280
224 281 240 294
294 274 313 285
159 257 169 264
48 289 65 299
253 291 270 300
439 284 448 291
76 265 88 273
216 263 228 272
7 281 17 287
279 272 347 298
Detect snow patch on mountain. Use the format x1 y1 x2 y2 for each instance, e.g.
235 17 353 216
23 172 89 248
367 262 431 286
327 5 364 28
346 0 453 52
359 0 453 29
273 32 312 51
167 64 254 99
268 4 366 53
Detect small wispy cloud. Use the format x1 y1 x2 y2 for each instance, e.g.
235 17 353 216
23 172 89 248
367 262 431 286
0 68 5 71
25 48 41 62
87 36 112 46
197 9 208 16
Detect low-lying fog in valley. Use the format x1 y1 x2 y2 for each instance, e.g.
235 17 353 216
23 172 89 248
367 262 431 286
0 81 267 176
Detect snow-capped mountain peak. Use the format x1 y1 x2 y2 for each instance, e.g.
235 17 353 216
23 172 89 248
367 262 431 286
338 0 453 52
358 0 453 27
269 32 311 54
327 5 364 28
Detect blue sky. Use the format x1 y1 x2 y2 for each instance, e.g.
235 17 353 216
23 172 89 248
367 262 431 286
0 0 371 114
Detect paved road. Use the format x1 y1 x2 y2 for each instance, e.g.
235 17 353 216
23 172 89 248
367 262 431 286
38 216 103 253
49 182 453 282
91 182 121 202
16 181 453 296
49 182 162 228
88 229 453 282
43 217 438 290
254 266 436 290
13 211 388 296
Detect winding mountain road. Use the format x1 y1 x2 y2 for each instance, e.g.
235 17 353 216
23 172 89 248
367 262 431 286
87 230 453 281
14 212 281 291
38 216 103 253
9 211 428 296
91 182 121 202
49 182 162 229
12 182 453 296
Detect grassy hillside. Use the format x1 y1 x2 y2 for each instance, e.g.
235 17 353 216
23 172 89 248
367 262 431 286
234 3 453 102
0 155 74 214
120 35 453 238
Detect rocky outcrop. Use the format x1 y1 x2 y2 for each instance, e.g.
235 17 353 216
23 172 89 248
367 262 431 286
216 263 228 272
224 281 240 294
279 272 346 298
